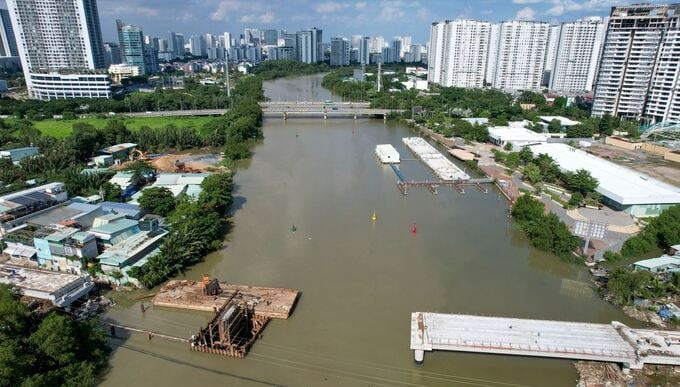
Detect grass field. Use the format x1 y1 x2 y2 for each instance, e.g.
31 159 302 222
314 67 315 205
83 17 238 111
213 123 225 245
30 116 218 138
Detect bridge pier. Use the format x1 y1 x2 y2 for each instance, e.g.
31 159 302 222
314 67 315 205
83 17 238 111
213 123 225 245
414 349 424 365
283 112 287 120
323 114 327 120
353 114 357 120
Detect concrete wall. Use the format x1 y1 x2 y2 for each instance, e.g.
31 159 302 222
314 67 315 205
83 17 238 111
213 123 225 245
605 136 642 150
641 143 672 156
664 151 680 163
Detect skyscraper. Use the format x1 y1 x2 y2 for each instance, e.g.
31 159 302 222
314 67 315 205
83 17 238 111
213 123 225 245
390 38 401 63
221 32 232 50
261 29 278 46
103 42 122 67
330 37 350 66
485 24 500 86
592 4 680 122
0 8 18 57
493 20 550 90
297 27 323 63
117 19 147 74
7 0 110 99
189 35 206 56
399 36 412 59
358 36 370 65
283 33 299 61
549 17 605 92
428 20 491 88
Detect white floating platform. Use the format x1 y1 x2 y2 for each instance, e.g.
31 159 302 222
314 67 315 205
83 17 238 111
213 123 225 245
402 138 469 181
411 312 680 369
375 144 400 164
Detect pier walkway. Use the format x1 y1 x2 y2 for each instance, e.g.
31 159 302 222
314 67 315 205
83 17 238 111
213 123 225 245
397 179 493 195
410 313 680 370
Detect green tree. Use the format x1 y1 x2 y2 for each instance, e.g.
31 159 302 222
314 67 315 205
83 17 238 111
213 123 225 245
511 194 545 223
503 142 513 151
504 152 520 169
523 163 542 184
519 147 533 165
548 119 561 133
564 169 598 195
138 187 176 216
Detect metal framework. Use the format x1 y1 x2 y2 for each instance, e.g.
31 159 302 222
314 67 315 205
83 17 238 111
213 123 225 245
641 121 680 145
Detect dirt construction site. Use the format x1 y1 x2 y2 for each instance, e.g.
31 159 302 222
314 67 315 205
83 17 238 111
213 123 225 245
150 152 226 173
586 142 680 187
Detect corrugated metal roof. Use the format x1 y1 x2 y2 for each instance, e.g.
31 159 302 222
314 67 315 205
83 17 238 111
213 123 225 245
90 219 139 235
634 255 680 269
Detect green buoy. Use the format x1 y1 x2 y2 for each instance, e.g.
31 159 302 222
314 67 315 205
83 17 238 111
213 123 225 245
291 224 297 233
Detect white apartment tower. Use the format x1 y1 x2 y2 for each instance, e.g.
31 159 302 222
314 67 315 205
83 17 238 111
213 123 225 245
493 20 550 90
485 24 500 86
549 17 605 92
542 25 560 86
7 0 110 100
428 20 491 88
593 4 680 122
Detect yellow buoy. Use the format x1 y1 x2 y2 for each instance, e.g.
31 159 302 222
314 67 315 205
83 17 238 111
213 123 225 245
371 211 377 221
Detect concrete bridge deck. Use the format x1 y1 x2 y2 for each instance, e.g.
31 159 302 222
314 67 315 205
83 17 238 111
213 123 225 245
410 312 680 369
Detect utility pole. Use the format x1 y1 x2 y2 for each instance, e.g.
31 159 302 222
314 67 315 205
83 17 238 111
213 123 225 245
377 62 382 92
225 61 231 98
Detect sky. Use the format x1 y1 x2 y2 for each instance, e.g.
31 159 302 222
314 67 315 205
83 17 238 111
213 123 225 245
2 0 669 43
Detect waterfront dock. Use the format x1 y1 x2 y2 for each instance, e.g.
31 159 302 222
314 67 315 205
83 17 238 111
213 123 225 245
402 137 470 181
410 312 680 370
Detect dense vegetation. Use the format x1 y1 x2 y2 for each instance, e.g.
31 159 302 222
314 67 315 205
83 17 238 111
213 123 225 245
511 194 579 260
252 60 330 80
0 78 231 119
128 172 234 287
0 285 110 386
604 205 680 261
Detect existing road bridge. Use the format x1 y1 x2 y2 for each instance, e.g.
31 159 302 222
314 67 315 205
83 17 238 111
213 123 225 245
259 101 404 119
410 312 680 371
111 102 404 120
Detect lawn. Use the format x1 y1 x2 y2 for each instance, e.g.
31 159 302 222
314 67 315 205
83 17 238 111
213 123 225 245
31 116 219 138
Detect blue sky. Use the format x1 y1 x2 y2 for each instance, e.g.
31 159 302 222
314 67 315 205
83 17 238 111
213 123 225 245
2 0 668 43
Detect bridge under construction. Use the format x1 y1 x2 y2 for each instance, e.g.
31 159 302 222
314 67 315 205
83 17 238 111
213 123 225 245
410 313 680 370
260 101 403 119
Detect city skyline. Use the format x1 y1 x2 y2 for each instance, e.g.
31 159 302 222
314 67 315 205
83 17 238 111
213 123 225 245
0 0 667 43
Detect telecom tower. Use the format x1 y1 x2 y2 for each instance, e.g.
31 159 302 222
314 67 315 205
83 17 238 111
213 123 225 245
225 62 231 98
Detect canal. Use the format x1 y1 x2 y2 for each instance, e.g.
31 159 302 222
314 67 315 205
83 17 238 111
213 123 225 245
101 74 632 386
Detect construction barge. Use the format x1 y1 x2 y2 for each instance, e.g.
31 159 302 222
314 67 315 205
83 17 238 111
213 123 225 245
152 277 299 358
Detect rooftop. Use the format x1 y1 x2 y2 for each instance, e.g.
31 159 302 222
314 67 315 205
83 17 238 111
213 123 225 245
99 143 137 154
529 143 680 206
538 116 581 126
89 218 139 235
488 126 549 142
0 264 86 294
634 255 680 269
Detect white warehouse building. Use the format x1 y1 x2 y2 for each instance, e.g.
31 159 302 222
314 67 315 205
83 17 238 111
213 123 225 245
529 143 680 217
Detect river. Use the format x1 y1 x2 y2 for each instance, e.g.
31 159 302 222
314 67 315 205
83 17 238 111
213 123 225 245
101 74 632 386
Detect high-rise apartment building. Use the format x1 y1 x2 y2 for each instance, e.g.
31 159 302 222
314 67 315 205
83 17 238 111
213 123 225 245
542 25 560 86
221 32 232 50
428 19 491 88
593 4 680 122
400 36 412 59
390 38 402 63
261 29 278 46
7 0 110 99
485 24 500 86
330 37 350 66
117 20 147 75
549 17 605 92
297 28 323 63
283 33 299 61
189 35 206 57
358 36 370 65
103 42 122 67
371 36 385 53
493 20 550 90
0 8 18 57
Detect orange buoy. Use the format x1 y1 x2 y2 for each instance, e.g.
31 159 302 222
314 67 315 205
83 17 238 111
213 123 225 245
411 223 417 234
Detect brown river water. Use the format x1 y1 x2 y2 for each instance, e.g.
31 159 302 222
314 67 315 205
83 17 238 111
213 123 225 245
100 74 633 386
